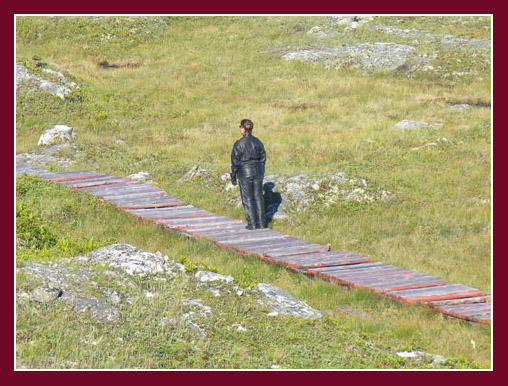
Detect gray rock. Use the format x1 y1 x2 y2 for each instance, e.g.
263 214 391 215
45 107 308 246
326 16 374 27
127 171 150 183
176 165 215 182
312 30 339 39
30 285 62 303
282 43 427 73
446 104 474 111
16 143 75 168
38 125 76 146
396 351 448 366
16 63 77 100
369 25 491 50
83 244 185 277
61 294 120 322
183 298 212 317
195 271 234 285
254 283 323 320
393 120 443 131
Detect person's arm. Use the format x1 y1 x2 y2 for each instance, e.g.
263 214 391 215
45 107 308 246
231 142 240 185
259 141 266 174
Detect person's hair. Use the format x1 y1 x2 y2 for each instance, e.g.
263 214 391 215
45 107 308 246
240 119 253 133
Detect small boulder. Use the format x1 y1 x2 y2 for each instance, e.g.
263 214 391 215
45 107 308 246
38 125 76 146
254 283 323 320
128 171 150 182
30 285 62 303
446 104 474 111
195 271 234 285
393 120 443 131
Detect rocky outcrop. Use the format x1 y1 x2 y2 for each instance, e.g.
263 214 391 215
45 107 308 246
38 125 76 146
127 171 151 183
254 283 323 320
176 165 215 182
17 244 322 326
368 25 491 50
223 171 395 220
16 143 75 168
393 120 443 131
282 43 430 73
326 16 374 28
16 63 78 100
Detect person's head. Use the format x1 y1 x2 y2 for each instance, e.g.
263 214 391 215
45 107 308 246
240 119 253 135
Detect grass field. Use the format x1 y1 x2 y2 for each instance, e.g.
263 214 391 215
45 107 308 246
15 16 492 368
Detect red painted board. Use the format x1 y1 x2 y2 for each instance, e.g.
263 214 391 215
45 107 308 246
431 302 491 323
60 176 131 188
220 236 307 250
262 244 330 257
106 193 172 204
125 205 196 217
99 189 168 200
79 182 150 194
181 223 247 234
425 295 491 306
385 284 486 304
46 171 108 182
163 218 244 229
211 234 289 247
366 278 449 292
210 229 286 243
118 199 186 209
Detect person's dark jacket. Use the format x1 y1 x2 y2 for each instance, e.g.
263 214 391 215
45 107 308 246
231 133 266 184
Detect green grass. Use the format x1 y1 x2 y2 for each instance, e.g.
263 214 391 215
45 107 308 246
16 16 491 368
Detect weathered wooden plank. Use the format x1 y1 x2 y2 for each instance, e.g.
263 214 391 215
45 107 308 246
118 198 186 209
385 284 486 304
161 217 244 229
279 252 371 270
262 244 331 257
106 192 172 204
125 205 196 218
210 229 285 243
60 175 130 188
426 295 491 306
431 302 491 324
213 234 290 247
220 236 305 250
45 170 108 182
79 181 150 194
182 223 247 234
366 277 449 292
158 215 237 225
308 262 385 274
99 188 168 200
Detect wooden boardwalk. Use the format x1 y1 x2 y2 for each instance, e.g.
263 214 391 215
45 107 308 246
16 165 491 324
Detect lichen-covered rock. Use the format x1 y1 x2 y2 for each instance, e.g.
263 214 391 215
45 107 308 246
446 104 474 111
127 171 150 182
254 283 323 320
226 172 395 220
282 43 428 73
30 285 62 303
38 125 76 146
368 25 491 50
176 165 215 182
82 244 185 277
16 63 77 100
195 271 234 285
393 120 443 131
326 16 374 27
16 143 75 168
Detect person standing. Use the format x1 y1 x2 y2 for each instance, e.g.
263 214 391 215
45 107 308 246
230 119 267 230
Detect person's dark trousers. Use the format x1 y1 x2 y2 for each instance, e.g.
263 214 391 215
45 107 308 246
238 174 266 229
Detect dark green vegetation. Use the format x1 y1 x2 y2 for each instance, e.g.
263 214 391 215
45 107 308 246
16 16 491 368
